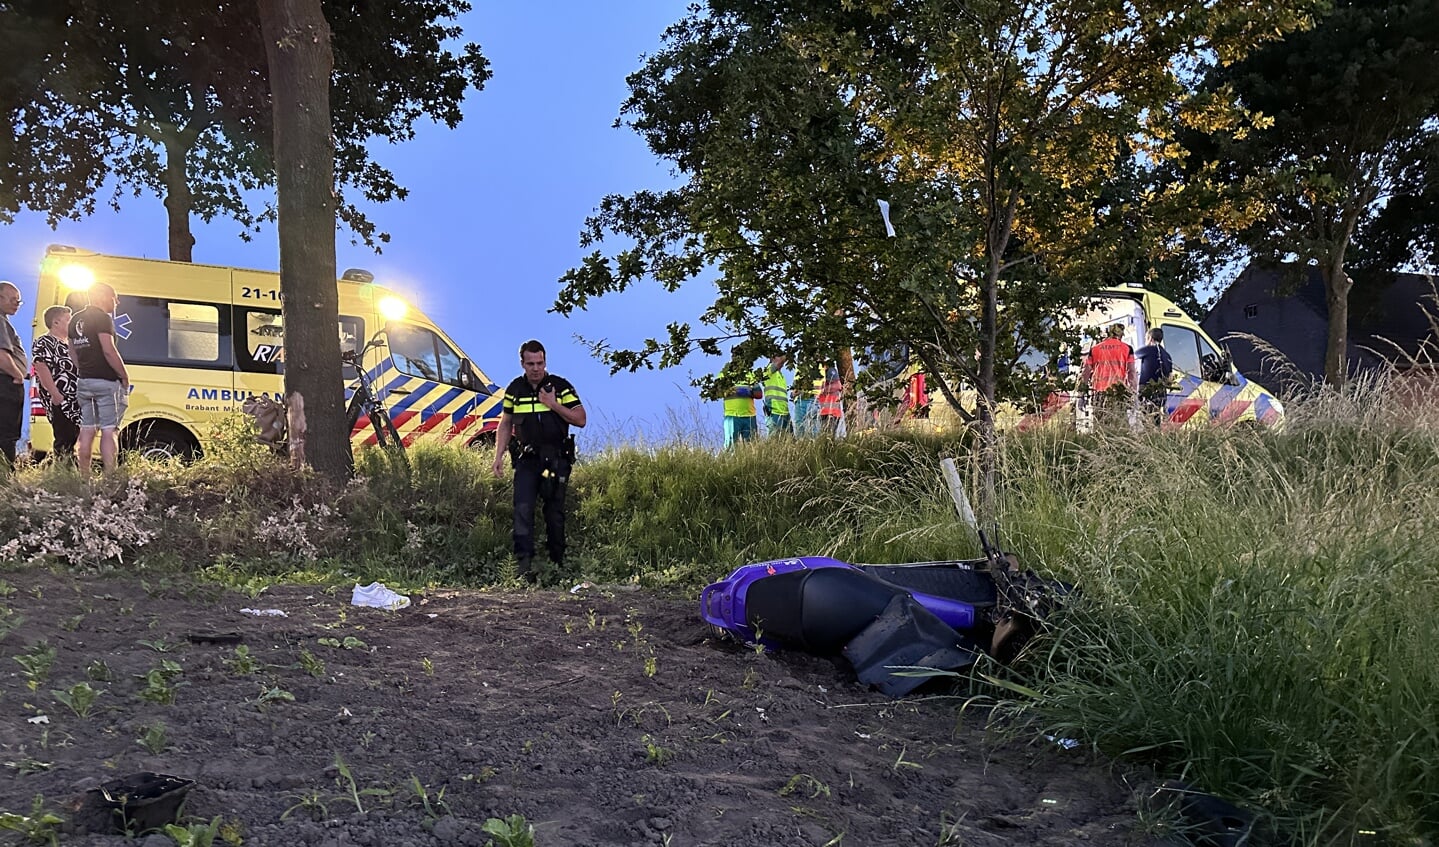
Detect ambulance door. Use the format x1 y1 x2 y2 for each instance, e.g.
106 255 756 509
1157 324 1219 426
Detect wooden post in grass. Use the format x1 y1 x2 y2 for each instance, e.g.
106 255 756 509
940 457 978 535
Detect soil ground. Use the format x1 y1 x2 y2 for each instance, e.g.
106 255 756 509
0 569 1170 847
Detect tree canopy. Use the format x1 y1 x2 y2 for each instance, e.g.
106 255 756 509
1192 0 1439 385
558 0 1313 424
0 0 490 261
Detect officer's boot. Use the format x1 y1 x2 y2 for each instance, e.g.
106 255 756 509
516 556 536 585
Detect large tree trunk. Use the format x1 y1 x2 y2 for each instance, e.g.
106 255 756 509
1321 256 1353 388
161 139 195 262
258 0 352 480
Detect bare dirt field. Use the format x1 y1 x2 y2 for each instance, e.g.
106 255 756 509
0 568 1168 846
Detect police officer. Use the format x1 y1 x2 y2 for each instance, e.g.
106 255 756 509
492 339 586 583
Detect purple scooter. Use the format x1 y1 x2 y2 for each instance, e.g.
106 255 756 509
700 534 1068 695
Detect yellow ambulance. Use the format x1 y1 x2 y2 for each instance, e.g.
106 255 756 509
1017 284 1286 431
915 284 1285 432
26 245 504 459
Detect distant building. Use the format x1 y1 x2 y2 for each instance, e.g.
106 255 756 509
1202 264 1438 395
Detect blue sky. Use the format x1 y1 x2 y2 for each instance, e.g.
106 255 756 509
0 1 722 448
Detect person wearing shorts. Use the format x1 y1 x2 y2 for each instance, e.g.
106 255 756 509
67 282 130 477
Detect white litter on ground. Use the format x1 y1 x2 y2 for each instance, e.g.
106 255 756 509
240 608 288 617
351 582 411 610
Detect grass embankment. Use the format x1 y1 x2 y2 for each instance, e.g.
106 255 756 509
993 395 1439 845
2 387 1435 844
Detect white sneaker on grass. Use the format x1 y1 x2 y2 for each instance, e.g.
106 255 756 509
351 582 411 610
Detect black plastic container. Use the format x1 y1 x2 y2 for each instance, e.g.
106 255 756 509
96 772 195 832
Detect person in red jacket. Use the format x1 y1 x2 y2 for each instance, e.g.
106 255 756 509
816 364 844 436
1080 324 1135 426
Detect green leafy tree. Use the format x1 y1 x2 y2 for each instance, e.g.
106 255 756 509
559 0 1310 501
0 0 490 262
1193 0 1439 386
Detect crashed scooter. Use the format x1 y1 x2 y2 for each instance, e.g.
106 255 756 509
700 532 1069 696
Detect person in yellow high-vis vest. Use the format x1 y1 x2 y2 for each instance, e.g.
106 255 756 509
723 370 762 448
759 354 791 436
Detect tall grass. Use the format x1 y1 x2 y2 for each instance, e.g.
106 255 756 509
0 422 977 587
993 375 1439 844
570 429 978 585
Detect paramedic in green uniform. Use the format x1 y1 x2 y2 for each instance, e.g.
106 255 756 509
722 363 762 448
760 354 791 435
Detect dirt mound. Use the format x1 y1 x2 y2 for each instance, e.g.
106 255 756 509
0 570 1163 846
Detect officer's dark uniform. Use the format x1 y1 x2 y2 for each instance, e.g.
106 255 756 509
502 373 581 577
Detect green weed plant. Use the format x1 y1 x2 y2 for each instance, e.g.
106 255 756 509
0 795 63 846
50 682 102 718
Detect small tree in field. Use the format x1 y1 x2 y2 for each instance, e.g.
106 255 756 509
559 0 1313 506
0 0 490 261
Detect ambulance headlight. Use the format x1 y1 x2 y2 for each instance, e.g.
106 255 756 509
378 296 408 321
58 265 95 290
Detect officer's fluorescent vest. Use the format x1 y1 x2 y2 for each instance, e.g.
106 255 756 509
761 368 789 416
724 380 759 417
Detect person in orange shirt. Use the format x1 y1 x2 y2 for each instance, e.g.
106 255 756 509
816 364 844 436
1080 324 1135 426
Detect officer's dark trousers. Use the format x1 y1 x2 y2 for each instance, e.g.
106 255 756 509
512 457 569 564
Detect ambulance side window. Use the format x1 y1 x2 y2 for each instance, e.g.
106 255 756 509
1162 325 1202 378
116 296 232 370
238 309 285 374
434 337 463 387
235 308 365 378
1196 334 1228 382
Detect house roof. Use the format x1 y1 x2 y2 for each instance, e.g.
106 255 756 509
1216 263 1437 361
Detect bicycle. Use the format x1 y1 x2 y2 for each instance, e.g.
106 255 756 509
241 336 405 459
343 337 405 452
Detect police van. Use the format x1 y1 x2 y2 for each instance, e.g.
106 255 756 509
1017 284 1285 431
27 245 503 459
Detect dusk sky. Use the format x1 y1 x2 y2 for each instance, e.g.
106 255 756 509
0 1 723 449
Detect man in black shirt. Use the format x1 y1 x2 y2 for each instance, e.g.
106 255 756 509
68 282 130 477
492 339 586 583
